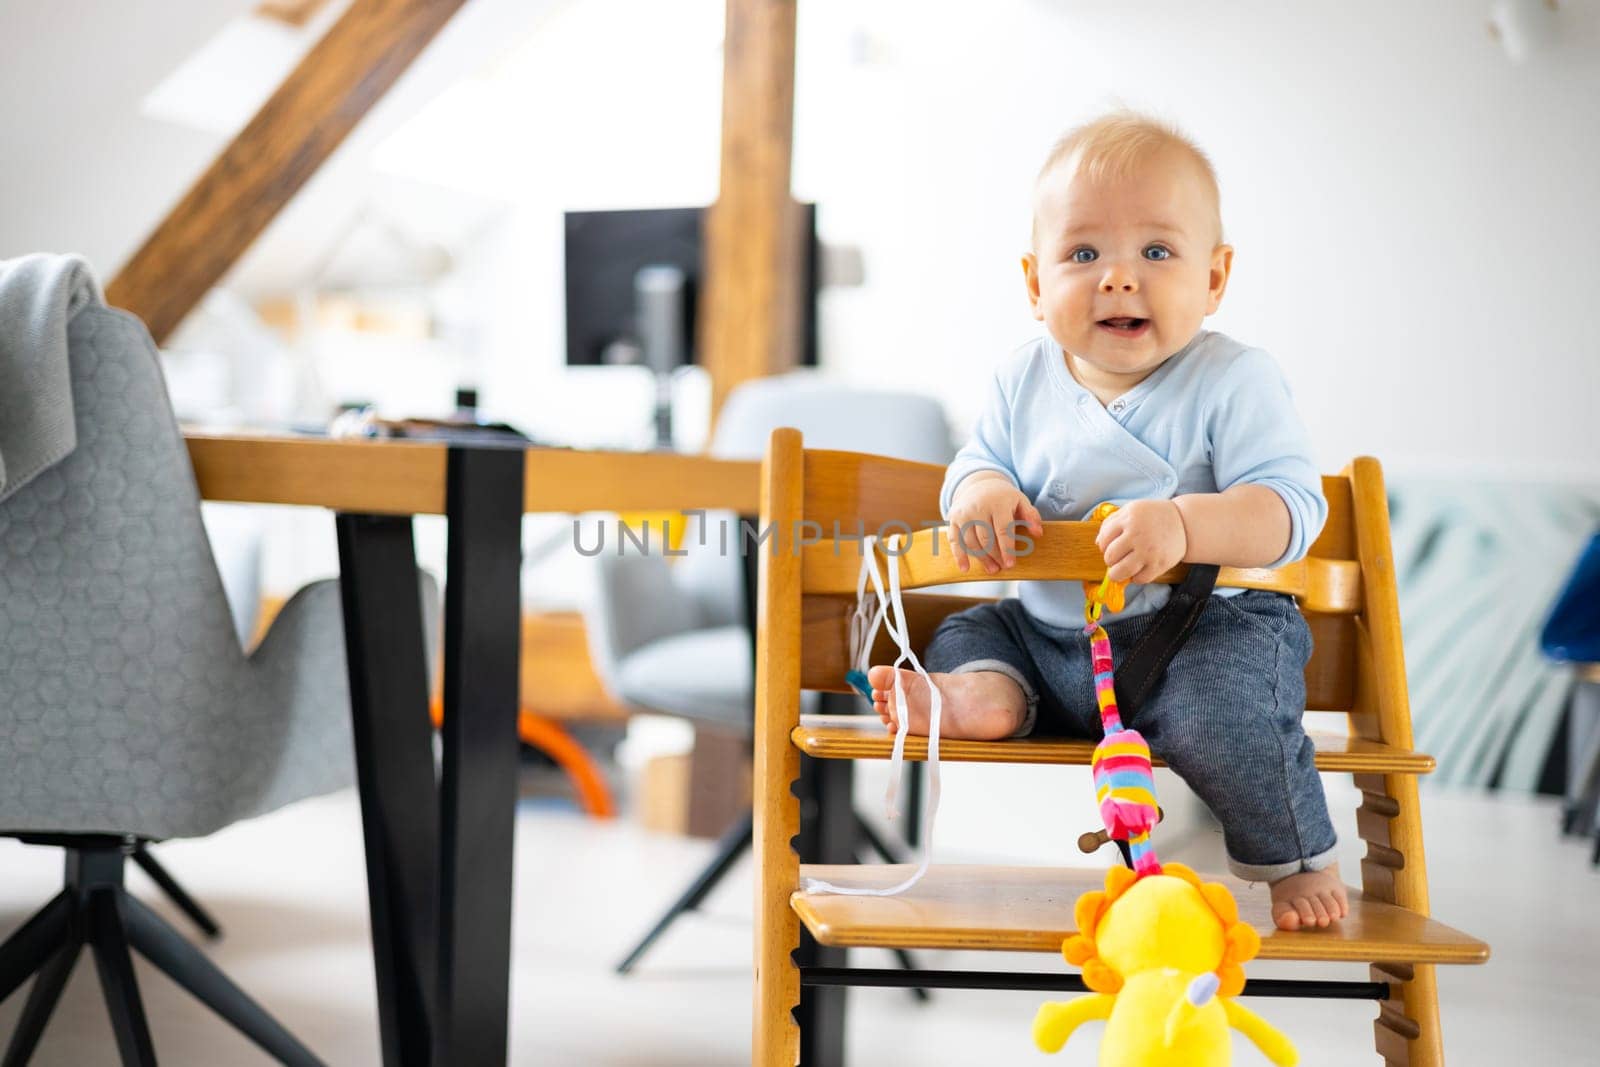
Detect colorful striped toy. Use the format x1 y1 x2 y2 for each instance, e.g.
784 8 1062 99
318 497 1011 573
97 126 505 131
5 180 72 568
1087 615 1162 878
1082 524 1163 879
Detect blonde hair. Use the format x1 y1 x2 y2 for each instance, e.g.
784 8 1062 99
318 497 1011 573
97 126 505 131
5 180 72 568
1033 111 1222 246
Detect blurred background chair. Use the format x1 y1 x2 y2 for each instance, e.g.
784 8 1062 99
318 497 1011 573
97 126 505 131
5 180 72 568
1540 531 1600 862
0 291 427 1064
584 373 954 974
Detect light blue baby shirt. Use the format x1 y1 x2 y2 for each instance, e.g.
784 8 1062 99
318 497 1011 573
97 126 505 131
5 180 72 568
940 330 1328 629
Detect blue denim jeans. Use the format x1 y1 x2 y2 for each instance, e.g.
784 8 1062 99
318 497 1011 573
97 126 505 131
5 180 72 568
925 590 1337 880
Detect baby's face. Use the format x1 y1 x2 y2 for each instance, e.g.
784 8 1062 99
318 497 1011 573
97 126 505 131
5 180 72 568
1024 148 1232 398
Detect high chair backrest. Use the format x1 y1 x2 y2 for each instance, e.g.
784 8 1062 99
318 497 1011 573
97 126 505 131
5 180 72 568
757 429 1413 749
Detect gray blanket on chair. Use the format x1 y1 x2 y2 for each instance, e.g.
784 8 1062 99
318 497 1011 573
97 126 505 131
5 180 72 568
0 253 102 503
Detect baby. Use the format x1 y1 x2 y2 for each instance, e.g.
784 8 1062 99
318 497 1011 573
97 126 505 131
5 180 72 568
867 112 1347 933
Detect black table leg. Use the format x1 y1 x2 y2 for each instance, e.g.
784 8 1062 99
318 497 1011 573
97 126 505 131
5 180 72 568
336 514 440 1067
435 446 525 1067
796 692 858 1067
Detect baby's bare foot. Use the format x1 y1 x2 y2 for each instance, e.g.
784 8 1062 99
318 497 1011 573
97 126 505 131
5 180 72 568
866 666 1027 740
1270 864 1349 931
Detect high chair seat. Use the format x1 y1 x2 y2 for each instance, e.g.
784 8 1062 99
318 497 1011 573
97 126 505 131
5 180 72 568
791 864 1490 964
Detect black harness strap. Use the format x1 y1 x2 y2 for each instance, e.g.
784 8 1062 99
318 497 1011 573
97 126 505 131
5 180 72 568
1110 563 1220 719
1102 563 1220 869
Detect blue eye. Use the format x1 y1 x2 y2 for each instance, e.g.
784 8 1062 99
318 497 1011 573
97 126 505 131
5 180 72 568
1070 247 1098 264
1143 245 1172 261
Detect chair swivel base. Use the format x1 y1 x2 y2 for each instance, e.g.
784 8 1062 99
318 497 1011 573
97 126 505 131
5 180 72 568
0 838 322 1067
615 811 930 1001
130 844 223 941
615 812 754 975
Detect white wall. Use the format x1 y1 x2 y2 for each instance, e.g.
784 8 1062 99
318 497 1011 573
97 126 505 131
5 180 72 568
794 0 1600 482
360 0 1600 483
0 0 256 270
0 0 557 287
3 1 1596 483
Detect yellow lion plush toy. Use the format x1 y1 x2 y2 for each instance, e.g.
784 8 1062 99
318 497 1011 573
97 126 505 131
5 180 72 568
1033 863 1297 1066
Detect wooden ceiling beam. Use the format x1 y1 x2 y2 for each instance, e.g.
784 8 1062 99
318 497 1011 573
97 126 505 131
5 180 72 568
107 0 469 344
700 0 802 419
254 0 336 29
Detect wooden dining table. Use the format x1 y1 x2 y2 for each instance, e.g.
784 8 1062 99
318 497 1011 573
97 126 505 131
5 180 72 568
184 432 759 1067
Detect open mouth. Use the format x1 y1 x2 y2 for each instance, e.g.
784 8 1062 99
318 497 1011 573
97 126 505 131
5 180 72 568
1096 317 1150 337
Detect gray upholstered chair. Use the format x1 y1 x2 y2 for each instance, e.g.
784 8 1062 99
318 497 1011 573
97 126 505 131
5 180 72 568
587 373 954 972
0 294 374 1064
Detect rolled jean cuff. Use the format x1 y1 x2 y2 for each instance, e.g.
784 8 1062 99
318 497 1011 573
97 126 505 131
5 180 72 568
1226 840 1340 883
947 658 1037 737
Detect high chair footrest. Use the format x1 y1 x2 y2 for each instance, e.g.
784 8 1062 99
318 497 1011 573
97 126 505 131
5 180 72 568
792 864 1488 965
800 967 1393 999
791 722 1436 774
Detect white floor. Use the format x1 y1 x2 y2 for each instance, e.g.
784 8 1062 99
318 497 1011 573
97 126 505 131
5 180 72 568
1 772 1597 1066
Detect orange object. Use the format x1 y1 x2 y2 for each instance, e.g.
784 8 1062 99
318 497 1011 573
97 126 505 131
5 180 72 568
1084 503 1129 617
516 708 618 819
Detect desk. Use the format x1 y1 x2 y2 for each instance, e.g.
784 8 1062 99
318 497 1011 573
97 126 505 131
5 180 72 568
185 433 759 1067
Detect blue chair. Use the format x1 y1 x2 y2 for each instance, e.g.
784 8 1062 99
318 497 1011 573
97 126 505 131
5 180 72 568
1540 532 1600 854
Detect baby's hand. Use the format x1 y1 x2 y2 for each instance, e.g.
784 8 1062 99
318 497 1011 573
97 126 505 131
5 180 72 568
946 474 1044 574
1095 499 1187 584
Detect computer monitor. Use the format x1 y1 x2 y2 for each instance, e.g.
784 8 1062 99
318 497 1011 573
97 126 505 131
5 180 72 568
563 204 819 369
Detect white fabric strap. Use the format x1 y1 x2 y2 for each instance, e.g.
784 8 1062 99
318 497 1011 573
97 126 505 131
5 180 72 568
847 540 888 685
803 533 941 897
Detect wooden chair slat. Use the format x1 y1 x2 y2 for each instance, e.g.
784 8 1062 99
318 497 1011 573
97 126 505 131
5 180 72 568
798 523 1363 613
791 723 1435 774
801 594 1362 711
1306 612 1359 710
799 450 1355 556
791 865 1489 964
801 449 945 529
1311 475 1357 560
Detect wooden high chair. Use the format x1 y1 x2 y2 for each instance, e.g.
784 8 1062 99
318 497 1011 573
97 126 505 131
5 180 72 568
752 430 1489 1066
